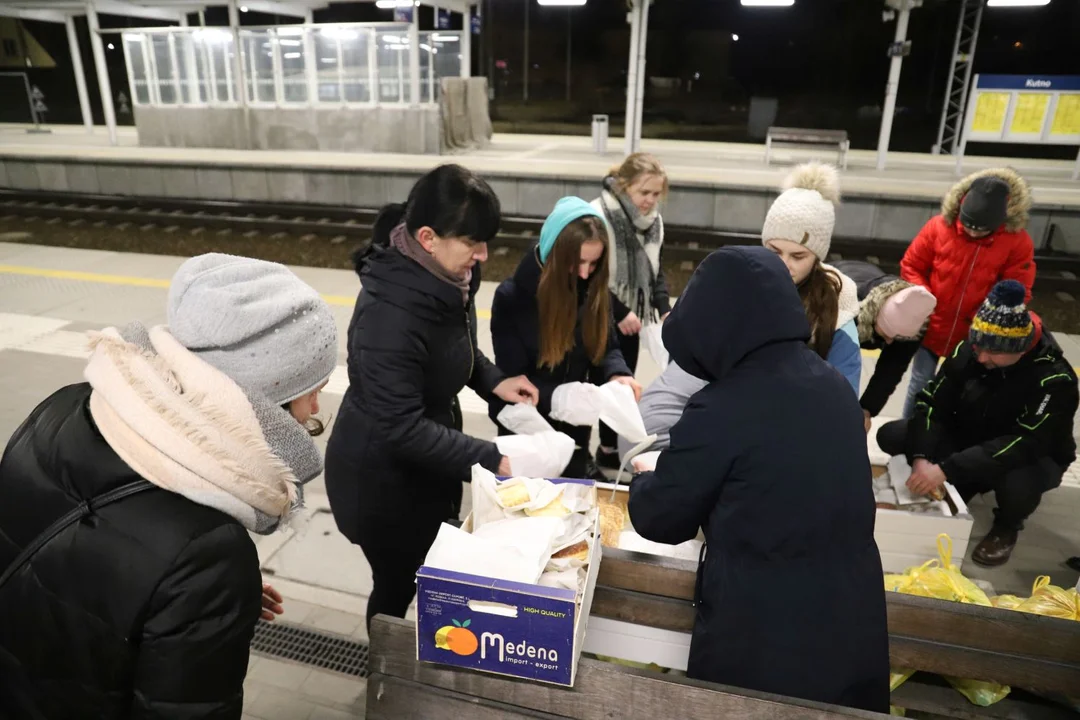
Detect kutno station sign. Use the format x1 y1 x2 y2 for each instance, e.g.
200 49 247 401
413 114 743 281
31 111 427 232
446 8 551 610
957 75 1080 180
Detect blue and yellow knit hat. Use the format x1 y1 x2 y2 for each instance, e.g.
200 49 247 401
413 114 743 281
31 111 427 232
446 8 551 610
969 280 1034 354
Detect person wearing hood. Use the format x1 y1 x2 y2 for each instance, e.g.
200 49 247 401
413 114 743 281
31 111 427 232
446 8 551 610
877 281 1077 567
489 197 639 479
590 152 671 471
324 164 539 631
627 246 890 713
899 168 1036 418
832 260 938 432
617 164 862 460
0 253 336 717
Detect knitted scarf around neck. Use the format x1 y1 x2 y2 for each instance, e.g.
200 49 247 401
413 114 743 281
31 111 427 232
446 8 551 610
84 322 322 535
390 222 471 305
599 176 663 322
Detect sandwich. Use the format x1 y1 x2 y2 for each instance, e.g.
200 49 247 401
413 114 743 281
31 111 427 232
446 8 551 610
598 501 625 548
552 540 589 562
495 483 530 508
526 497 570 518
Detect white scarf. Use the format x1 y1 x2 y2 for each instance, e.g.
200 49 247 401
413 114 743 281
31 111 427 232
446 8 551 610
84 324 313 534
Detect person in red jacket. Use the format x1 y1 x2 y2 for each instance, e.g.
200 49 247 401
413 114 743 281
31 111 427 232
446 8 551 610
899 168 1035 418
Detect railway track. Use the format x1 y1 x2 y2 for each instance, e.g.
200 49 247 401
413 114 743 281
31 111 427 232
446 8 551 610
2 189 1078 295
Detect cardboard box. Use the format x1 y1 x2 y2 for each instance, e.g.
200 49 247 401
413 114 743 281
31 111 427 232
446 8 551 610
875 481 974 573
415 477 601 687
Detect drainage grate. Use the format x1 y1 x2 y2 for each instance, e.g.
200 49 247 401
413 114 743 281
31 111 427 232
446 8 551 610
251 620 370 678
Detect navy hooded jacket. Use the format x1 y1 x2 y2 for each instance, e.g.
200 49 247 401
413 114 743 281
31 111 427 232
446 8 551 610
628 246 890 713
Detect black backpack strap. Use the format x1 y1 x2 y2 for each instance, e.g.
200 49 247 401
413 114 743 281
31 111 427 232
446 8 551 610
0 480 156 591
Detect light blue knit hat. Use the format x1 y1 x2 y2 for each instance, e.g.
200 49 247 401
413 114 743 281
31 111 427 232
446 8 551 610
167 253 338 406
538 197 605 263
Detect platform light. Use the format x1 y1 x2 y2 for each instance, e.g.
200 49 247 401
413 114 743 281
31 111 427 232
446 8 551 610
375 0 412 6
431 33 459 42
537 0 587 6
987 0 1049 5
741 0 794 6
107 42 115 50
283 52 301 58
240 5 248 11
732 33 739 41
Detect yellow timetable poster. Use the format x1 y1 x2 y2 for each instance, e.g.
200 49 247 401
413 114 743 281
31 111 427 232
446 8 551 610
1010 94 1050 134
1050 94 1080 137
971 92 1010 134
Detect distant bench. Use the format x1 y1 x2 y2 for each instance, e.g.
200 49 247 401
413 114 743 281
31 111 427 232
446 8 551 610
765 126 850 170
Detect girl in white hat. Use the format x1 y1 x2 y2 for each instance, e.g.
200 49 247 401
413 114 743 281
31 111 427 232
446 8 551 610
762 163 861 393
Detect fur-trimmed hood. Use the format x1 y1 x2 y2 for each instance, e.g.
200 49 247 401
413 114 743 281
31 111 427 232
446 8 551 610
857 278 915 345
942 167 1032 233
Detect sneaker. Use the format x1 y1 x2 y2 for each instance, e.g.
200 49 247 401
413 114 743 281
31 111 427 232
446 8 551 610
971 528 1019 567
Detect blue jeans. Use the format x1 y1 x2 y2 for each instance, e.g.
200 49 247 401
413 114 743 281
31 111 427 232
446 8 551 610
902 347 939 419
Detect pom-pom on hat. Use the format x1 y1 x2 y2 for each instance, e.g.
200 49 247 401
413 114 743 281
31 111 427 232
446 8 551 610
761 163 841 262
969 280 1034 354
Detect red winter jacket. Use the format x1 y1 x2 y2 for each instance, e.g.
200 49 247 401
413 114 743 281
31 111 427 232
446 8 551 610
900 168 1036 358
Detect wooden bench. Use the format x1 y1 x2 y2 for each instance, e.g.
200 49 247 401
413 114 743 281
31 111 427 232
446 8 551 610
766 126 851 169
367 615 890 719
593 549 1080 719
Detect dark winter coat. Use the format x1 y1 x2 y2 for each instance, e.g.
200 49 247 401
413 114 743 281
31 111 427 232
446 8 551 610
0 383 262 719
832 260 922 418
324 245 505 541
901 168 1036 358
628 246 890 714
488 246 632 424
910 324 1078 484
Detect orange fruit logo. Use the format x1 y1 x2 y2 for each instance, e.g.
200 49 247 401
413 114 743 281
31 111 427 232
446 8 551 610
434 618 478 656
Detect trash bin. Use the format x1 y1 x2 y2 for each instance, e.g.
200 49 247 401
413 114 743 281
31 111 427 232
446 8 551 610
591 114 609 154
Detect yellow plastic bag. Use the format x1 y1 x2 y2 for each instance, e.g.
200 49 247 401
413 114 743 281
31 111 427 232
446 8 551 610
946 677 1013 707
1015 576 1080 621
990 594 1024 610
885 534 991 606
889 668 915 691
885 534 1009 705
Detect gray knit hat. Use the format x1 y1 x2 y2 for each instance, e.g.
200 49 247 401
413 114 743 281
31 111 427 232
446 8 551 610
167 253 337 405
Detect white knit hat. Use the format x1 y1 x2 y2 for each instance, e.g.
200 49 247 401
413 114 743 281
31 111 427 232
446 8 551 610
761 163 841 262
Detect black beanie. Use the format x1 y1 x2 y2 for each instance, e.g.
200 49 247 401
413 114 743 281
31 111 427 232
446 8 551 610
960 176 1010 232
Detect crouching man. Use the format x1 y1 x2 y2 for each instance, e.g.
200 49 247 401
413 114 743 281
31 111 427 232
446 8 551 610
877 280 1078 567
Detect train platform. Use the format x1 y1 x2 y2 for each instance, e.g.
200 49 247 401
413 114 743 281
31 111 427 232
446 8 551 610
2 124 1079 250
3 242 1080 719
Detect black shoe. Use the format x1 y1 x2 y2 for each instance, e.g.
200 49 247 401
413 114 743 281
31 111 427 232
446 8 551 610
595 446 620 470
972 528 1019 567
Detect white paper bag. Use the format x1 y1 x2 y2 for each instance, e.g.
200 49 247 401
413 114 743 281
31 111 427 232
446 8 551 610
641 323 669 370
549 382 603 427
423 523 546 584
494 431 575 479
496 402 556 435
472 516 565 578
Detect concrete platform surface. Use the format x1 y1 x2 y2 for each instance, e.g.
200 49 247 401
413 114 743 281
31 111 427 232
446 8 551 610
2 123 1079 205
3 242 1080 717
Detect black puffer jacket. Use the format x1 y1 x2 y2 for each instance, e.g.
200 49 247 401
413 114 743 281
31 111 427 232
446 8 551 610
0 384 262 719
324 245 505 540
911 325 1078 483
832 260 922 418
628 247 890 713
489 246 631 422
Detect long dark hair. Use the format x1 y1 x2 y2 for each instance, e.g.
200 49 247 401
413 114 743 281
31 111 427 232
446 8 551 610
537 217 610 368
353 164 501 269
800 261 841 359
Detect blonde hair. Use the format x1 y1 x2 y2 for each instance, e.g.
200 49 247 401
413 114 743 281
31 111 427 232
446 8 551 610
608 152 669 197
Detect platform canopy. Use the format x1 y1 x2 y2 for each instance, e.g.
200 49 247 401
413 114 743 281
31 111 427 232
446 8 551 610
0 0 470 23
